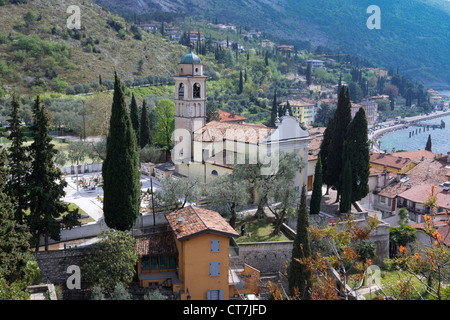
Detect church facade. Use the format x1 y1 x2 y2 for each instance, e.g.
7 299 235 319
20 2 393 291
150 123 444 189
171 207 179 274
171 50 312 200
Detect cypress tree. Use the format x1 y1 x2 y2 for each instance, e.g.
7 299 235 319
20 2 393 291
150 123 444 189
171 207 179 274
326 86 352 202
340 160 352 214
102 73 140 231
306 62 312 86
269 89 278 127
27 96 79 251
425 134 432 152
6 94 30 224
0 148 31 283
319 115 335 195
309 156 322 215
342 107 370 203
129 93 140 142
288 184 311 299
140 100 151 148
238 70 243 94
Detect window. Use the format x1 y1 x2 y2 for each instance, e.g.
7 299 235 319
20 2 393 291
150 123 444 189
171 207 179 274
169 256 176 269
141 257 149 271
193 83 201 98
160 255 168 270
209 261 220 276
178 83 184 100
151 256 159 271
211 240 220 252
207 289 224 300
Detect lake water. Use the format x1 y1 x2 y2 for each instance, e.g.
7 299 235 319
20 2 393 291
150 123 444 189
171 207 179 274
381 113 450 155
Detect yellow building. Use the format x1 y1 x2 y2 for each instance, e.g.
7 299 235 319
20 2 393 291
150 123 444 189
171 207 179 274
135 206 260 300
279 99 316 126
369 152 416 174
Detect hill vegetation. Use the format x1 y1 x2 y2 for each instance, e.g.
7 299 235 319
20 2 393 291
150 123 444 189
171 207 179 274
0 0 185 96
93 0 450 89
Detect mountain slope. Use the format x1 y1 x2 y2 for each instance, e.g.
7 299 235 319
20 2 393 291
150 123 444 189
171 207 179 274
0 0 185 96
94 0 450 89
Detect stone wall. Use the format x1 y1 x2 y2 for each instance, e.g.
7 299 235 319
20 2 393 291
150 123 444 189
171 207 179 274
33 247 91 285
230 241 294 274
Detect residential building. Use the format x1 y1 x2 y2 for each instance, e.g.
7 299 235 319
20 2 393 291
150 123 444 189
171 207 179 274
259 39 274 48
279 98 316 125
135 205 260 300
368 68 388 78
369 152 416 174
351 100 378 125
305 59 325 69
369 152 450 221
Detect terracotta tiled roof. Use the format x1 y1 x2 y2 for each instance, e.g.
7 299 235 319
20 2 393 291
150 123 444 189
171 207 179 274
135 231 177 256
376 158 448 199
411 222 450 247
391 150 435 164
217 109 247 122
193 121 272 144
398 184 450 210
165 205 239 241
370 152 414 170
279 98 315 107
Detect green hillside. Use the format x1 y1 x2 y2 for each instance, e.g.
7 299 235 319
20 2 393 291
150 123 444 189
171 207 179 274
93 0 450 89
0 0 186 96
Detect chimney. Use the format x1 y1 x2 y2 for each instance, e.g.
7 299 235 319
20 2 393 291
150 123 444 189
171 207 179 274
231 110 235 118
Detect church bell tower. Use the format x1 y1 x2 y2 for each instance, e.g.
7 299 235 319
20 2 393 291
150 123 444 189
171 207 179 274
173 49 207 163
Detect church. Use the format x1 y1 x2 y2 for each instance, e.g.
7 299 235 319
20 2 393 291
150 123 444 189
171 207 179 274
170 50 312 201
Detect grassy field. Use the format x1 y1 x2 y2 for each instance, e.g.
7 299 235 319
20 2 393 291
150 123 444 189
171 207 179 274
234 216 290 243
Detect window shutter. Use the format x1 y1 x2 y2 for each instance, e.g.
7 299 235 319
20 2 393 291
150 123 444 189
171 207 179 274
219 289 224 300
211 239 220 252
209 261 220 276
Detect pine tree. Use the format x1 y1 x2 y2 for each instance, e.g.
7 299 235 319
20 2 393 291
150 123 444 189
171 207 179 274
309 156 322 215
269 89 278 127
129 93 140 142
27 96 79 251
288 184 311 299
102 73 140 231
342 107 370 203
425 134 432 152
340 160 352 214
0 148 31 283
326 86 352 202
6 95 30 224
140 100 151 148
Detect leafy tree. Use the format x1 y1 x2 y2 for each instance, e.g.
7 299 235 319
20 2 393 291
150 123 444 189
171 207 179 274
139 100 151 148
297 215 379 300
425 134 432 152
81 230 138 292
156 177 201 210
154 99 175 150
102 73 141 231
67 141 91 195
309 156 322 215
342 107 370 203
288 184 312 299
27 96 80 251
6 94 30 224
205 174 249 228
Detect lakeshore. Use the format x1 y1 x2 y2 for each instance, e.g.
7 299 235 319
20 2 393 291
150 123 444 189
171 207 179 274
369 109 450 153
